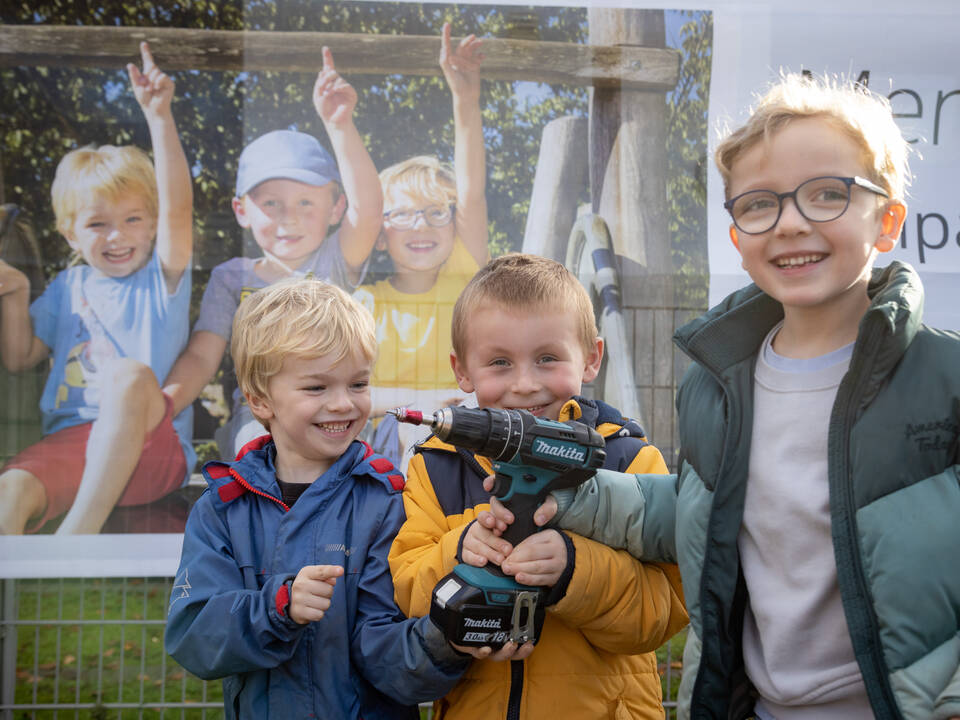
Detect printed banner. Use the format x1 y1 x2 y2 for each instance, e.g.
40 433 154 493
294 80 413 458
0 3 711 576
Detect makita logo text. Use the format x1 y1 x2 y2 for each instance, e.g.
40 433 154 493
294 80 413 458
533 439 585 462
464 617 502 629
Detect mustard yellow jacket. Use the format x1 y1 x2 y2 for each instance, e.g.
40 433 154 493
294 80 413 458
389 398 688 720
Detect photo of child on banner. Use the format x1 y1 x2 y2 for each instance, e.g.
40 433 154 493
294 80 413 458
162 44 382 462
355 22 490 471
0 6 711 546
0 42 194 535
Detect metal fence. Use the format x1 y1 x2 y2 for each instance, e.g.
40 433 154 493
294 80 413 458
1 576 683 719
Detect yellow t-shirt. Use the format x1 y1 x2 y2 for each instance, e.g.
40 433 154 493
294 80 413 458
354 239 480 391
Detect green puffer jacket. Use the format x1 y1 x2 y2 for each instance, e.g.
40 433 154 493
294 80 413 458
554 262 960 719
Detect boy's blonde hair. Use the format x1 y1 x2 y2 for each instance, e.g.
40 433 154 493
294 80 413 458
715 73 910 200
232 278 377 406
51 145 158 238
380 155 457 209
451 253 597 359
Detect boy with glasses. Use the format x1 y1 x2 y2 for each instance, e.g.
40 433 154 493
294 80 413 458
355 23 490 469
495 73 960 718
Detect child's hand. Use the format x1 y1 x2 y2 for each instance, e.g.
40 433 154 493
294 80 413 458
313 47 357 128
502 529 567 587
439 22 483 103
461 519 513 568
451 639 535 662
0 259 29 298
127 41 174 120
481 474 559 529
288 564 344 625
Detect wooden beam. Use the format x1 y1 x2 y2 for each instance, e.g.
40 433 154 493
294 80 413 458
0 25 679 90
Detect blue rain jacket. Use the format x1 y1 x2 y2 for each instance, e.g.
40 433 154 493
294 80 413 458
165 436 468 719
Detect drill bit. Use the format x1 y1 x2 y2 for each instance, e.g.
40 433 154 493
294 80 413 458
386 407 425 425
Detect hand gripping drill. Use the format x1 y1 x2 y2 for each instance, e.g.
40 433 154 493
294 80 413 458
389 405 605 648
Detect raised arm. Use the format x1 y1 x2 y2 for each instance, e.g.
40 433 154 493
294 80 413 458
313 47 382 282
440 22 489 268
0 260 49 372
127 41 192 291
162 330 227 416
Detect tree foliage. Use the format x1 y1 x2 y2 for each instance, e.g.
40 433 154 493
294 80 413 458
666 10 712 309
0 1 592 284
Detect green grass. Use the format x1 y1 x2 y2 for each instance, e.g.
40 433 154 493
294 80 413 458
13 578 221 719
11 578 685 718
657 626 687 716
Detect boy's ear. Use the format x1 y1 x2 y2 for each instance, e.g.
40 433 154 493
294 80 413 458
329 191 347 227
876 202 906 253
232 196 251 229
244 391 274 424
728 225 740 252
581 337 604 384
450 351 475 394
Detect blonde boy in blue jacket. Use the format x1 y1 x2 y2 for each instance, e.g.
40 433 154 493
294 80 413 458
166 279 467 719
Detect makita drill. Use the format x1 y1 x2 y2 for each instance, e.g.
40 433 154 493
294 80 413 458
388 405 606 648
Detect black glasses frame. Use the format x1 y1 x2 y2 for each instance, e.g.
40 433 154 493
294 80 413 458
724 175 889 235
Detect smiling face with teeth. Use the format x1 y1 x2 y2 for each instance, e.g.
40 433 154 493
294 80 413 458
379 187 457 291
247 350 372 483
66 191 157 278
727 117 903 344
451 302 603 422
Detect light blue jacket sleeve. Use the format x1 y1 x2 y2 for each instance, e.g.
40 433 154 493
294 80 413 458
164 494 305 680
933 659 960 720
350 496 469 704
551 469 679 564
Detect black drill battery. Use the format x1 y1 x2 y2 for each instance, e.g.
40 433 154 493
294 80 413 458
430 564 545 648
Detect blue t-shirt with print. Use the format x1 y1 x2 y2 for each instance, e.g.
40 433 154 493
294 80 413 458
29 250 195 480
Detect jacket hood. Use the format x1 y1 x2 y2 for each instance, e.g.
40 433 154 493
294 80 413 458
201 436 404 508
674 261 924 376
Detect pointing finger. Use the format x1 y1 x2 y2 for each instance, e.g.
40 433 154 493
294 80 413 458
139 41 156 74
322 46 335 73
306 564 344 582
440 22 452 62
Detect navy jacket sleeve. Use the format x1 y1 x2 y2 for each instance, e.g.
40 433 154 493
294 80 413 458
350 492 469 703
164 492 305 680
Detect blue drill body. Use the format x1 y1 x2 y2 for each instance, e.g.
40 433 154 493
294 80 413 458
391 405 605 647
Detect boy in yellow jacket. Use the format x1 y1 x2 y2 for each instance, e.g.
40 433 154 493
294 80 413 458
388 253 687 719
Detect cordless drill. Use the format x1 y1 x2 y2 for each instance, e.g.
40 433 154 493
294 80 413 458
389 405 606 648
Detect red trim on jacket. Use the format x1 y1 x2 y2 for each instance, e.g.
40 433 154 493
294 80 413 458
237 434 272 460
370 458 394 473
275 582 290 617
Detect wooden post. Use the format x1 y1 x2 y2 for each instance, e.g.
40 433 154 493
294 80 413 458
521 116 588 262
588 8 678 464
